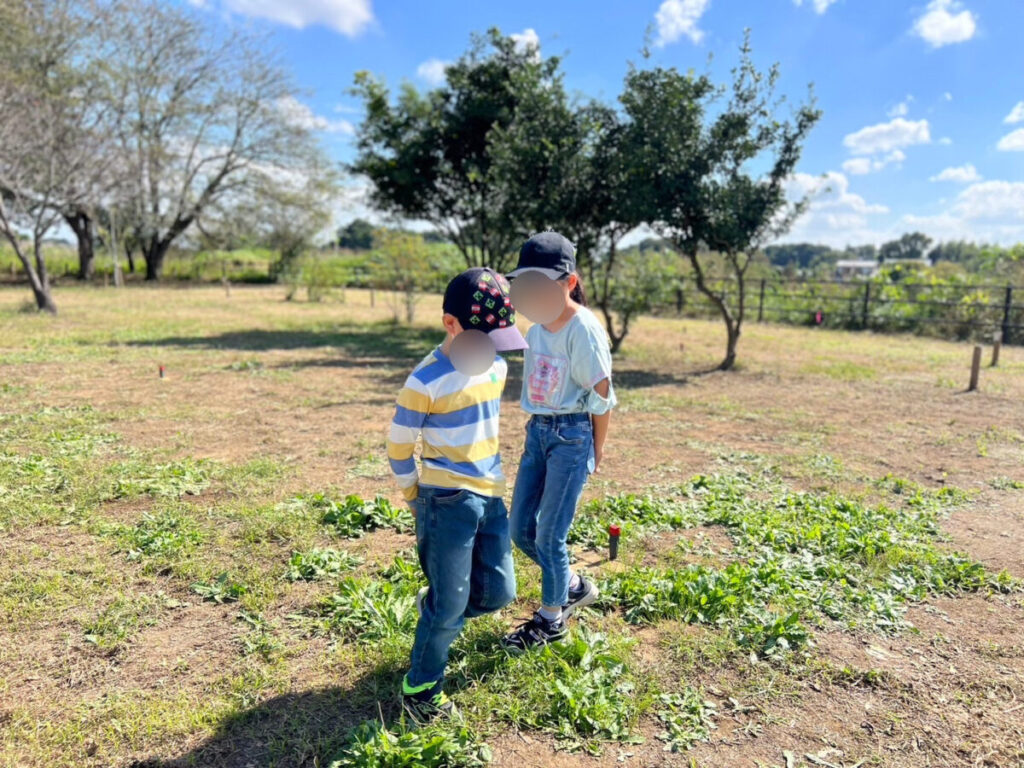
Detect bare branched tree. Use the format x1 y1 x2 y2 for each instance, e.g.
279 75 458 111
0 0 122 312
103 0 320 281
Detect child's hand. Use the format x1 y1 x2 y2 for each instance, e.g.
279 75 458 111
593 445 603 473
407 501 418 518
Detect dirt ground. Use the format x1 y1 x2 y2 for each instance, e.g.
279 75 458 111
1 285 1022 768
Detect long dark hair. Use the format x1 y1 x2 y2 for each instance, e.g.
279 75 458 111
569 273 587 306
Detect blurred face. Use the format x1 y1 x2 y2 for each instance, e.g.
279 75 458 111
509 272 570 324
444 316 496 375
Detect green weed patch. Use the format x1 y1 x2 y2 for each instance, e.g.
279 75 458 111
595 472 1016 657
295 575 422 642
278 493 413 538
286 548 363 581
328 720 491 768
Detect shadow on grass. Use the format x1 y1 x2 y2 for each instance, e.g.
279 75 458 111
129 661 407 768
128 628 517 768
126 322 689 393
124 322 442 369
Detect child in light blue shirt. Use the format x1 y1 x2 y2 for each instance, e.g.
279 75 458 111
501 231 617 651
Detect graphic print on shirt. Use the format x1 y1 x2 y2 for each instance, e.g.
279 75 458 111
527 353 568 408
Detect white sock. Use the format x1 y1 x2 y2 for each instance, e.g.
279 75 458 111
569 573 582 591
538 606 562 622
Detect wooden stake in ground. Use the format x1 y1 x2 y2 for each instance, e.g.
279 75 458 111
968 345 982 391
991 332 1001 367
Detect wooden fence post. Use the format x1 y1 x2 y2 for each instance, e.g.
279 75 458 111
968 345 982 391
757 278 766 322
861 282 871 330
991 331 1002 367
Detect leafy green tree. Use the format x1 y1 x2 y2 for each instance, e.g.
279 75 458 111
559 104 651 351
628 34 821 370
879 232 933 264
337 218 375 250
369 229 434 323
350 29 578 272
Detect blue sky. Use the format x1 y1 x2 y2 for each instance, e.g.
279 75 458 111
184 0 1024 248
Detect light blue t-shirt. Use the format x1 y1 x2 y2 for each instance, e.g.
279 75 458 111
521 307 617 416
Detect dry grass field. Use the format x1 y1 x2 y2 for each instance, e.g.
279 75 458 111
1 285 1022 768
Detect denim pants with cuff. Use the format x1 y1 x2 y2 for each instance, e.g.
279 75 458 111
407 486 516 688
509 413 594 608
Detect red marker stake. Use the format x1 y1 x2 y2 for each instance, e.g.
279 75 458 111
608 524 621 561
158 365 165 379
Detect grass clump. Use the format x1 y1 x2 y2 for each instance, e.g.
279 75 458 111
478 629 649 755
280 493 413 538
654 688 717 752
296 575 421 642
286 548 363 581
191 572 248 603
116 509 203 563
82 594 163 651
106 458 212 499
569 492 699 550
328 720 491 768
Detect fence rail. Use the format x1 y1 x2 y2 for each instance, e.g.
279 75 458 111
664 277 1024 345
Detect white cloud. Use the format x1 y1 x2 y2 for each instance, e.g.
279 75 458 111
841 158 873 175
938 136 953 145
912 0 977 48
793 0 839 13
997 128 1024 151
943 92 953 101
511 28 541 55
416 58 449 87
887 95 913 118
1004 102 1024 124
654 0 710 46
216 0 373 36
780 171 891 245
842 150 906 175
276 96 353 135
954 181 1024 220
901 180 1024 244
929 164 982 183
843 118 931 155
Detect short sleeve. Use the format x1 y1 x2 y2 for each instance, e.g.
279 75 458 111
569 316 617 415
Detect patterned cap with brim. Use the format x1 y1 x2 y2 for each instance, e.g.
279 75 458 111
442 268 528 351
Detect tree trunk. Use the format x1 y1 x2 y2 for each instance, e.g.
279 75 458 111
29 238 57 314
682 248 737 372
64 209 95 281
405 290 416 323
125 244 136 274
144 239 170 281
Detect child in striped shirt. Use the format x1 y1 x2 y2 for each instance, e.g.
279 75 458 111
387 267 527 724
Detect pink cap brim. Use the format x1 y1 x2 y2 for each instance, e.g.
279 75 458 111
488 325 529 351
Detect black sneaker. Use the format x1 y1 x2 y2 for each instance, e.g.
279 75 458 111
501 611 568 651
562 575 599 619
401 675 456 725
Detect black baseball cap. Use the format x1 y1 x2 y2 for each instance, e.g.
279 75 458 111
507 231 577 280
442 268 528 351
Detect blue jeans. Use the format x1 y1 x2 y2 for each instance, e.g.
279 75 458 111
407 486 517 688
510 413 595 608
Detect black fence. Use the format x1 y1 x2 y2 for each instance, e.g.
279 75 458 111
665 278 1024 345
